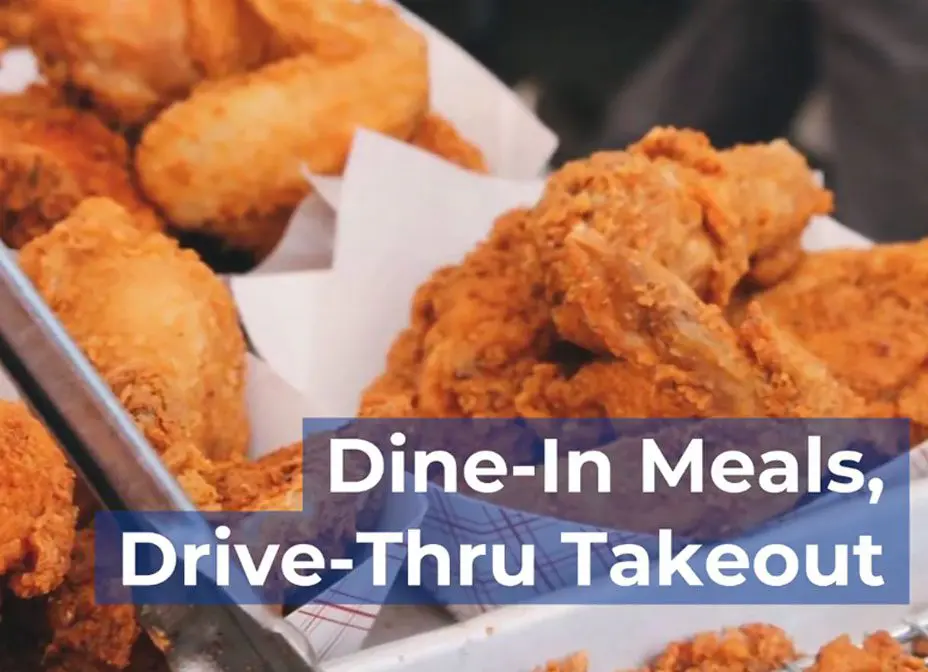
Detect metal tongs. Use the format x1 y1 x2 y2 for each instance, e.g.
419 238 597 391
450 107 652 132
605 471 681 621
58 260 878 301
0 248 321 671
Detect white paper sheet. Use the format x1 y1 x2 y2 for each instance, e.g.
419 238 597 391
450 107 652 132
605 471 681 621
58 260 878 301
235 131 544 414
0 47 39 93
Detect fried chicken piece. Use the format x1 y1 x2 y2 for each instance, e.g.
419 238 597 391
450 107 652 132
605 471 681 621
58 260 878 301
408 113 488 173
0 401 76 598
135 0 428 257
213 442 303 512
29 0 273 126
534 127 830 352
751 241 928 442
0 0 33 45
559 227 869 420
19 198 249 470
359 208 553 420
0 86 160 248
631 127 832 288
536 653 588 672
630 623 798 671
42 529 141 672
808 632 925 671
215 435 383 523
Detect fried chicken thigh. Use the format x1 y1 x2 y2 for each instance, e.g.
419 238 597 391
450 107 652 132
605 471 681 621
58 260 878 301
19 198 249 472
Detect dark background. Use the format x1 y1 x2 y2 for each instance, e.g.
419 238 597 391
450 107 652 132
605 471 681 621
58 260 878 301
400 0 691 165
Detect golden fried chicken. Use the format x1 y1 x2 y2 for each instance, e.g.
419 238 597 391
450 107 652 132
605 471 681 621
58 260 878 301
0 0 33 46
359 208 553 419
534 626 924 672
556 227 869 419
29 0 274 126
534 127 831 352
630 623 798 671
42 529 141 671
19 198 249 472
408 112 488 173
215 434 383 527
482 231 873 534
808 632 926 671
135 0 428 258
750 241 928 442
213 442 304 512
0 401 76 598
0 86 160 248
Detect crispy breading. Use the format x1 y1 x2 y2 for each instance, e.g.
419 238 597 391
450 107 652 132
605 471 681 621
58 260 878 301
534 128 830 351
43 529 141 671
18 198 249 468
0 401 76 598
359 208 553 419
408 113 488 173
28 0 270 126
544 627 924 672
0 86 160 248
631 624 798 671
751 241 928 441
135 0 428 256
560 227 869 420
0 0 34 45
808 632 926 671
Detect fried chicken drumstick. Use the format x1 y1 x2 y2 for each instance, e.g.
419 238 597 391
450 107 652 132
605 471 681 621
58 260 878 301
18 197 249 479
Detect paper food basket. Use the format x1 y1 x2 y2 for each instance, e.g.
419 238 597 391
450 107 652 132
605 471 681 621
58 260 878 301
234 132 928 619
0 354 427 660
326 480 928 672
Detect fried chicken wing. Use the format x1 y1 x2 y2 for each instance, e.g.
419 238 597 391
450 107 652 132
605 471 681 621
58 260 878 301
134 0 428 257
0 86 160 248
408 112 488 173
0 401 76 599
750 240 928 442
29 0 272 126
534 128 830 351
19 198 249 473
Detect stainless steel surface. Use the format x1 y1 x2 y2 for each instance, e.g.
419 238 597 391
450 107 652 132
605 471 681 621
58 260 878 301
0 248 320 671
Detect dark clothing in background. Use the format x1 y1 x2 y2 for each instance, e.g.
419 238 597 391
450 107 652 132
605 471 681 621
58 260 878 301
600 0 928 242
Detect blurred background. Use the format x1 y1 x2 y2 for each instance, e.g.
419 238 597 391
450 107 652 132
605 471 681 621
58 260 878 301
398 0 830 171
399 0 928 243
